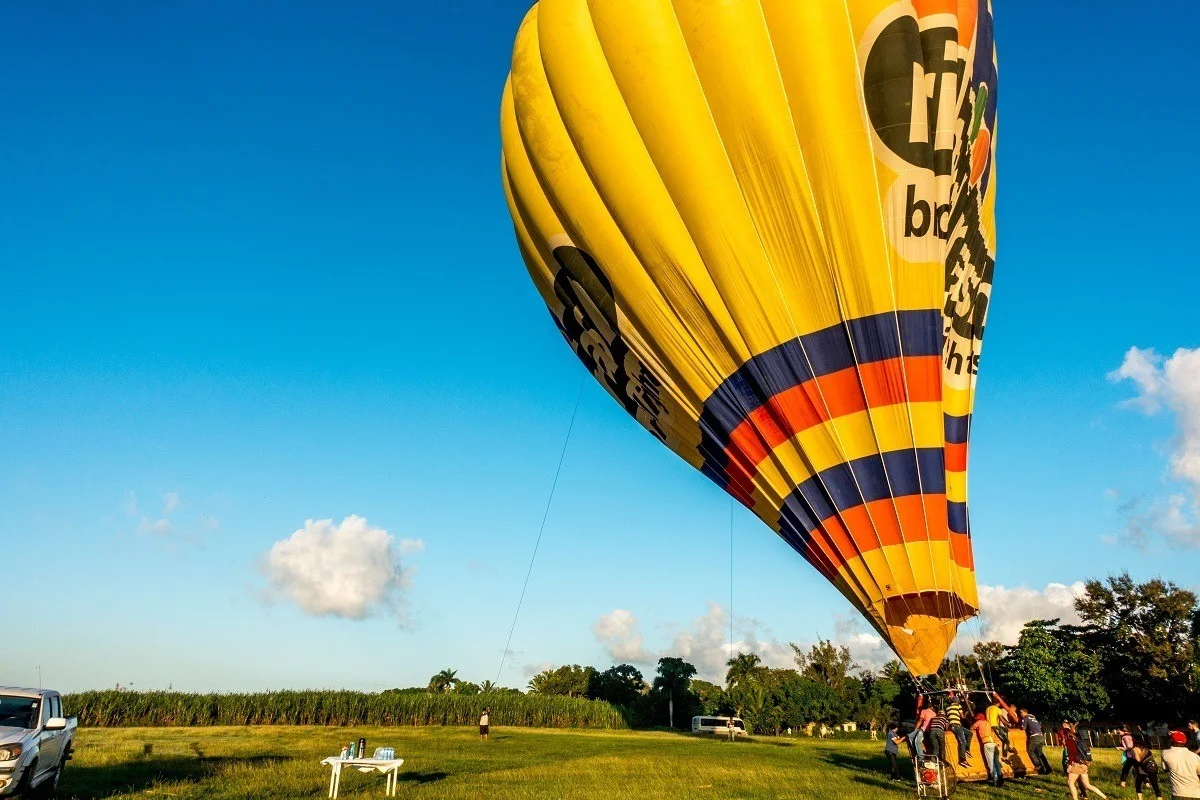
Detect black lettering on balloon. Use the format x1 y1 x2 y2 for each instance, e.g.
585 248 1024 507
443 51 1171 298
550 245 667 441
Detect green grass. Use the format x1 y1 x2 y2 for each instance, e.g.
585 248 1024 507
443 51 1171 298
57 726 1128 799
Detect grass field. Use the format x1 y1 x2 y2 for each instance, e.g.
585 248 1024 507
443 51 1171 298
56 726 1126 800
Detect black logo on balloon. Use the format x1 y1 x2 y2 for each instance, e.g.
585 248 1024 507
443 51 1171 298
863 16 963 177
862 3 998 380
550 245 669 441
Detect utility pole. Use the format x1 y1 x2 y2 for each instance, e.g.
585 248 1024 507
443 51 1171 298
36 666 42 689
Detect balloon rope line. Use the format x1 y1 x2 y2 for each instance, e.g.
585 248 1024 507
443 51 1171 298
729 496 735 659
494 376 586 686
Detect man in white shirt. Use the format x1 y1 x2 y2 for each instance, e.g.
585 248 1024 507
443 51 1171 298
1163 730 1200 799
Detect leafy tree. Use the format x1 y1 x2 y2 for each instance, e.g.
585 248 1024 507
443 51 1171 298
996 620 1108 723
856 672 900 729
689 679 727 715
1074 573 1198 719
528 665 595 697
792 640 856 695
452 681 481 695
652 657 697 728
589 664 646 707
973 641 1005 676
725 653 764 688
427 669 458 694
779 673 845 727
479 680 498 694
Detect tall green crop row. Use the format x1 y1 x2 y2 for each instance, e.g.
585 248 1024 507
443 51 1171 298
63 691 629 729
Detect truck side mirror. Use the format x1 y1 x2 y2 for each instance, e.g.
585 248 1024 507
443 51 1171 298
44 717 67 731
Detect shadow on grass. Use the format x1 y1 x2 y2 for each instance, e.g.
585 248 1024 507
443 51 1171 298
60 754 288 800
398 770 448 784
823 749 916 787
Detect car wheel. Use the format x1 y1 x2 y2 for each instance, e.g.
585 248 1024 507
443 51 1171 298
37 761 63 799
14 759 36 798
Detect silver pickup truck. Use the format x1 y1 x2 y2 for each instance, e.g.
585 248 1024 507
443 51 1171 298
0 688 76 798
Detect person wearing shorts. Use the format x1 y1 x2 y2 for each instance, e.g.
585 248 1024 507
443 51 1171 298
1062 721 1108 800
479 707 490 741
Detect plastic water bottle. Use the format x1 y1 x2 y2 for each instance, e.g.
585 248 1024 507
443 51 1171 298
340 745 349 760
358 738 366 759
348 741 357 759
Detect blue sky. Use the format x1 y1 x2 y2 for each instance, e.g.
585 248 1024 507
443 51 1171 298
3 1 1199 693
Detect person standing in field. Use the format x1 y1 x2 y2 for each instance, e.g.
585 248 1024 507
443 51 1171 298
1119 724 1137 787
479 707 490 741
884 722 904 782
1061 720 1108 800
1163 729 1200 798
1019 708 1052 775
972 712 1003 787
726 718 736 743
1129 736 1163 800
945 692 971 768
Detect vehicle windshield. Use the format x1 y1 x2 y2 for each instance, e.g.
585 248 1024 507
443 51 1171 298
0 696 40 729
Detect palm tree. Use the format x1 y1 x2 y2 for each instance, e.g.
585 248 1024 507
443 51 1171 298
479 680 498 694
725 652 762 688
652 657 697 728
427 668 458 693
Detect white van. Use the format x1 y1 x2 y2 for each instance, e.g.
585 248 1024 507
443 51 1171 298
691 715 747 736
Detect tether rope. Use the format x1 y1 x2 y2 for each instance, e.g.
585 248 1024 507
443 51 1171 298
494 375 586 686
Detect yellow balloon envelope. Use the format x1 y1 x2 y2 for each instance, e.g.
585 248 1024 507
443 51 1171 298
501 0 997 677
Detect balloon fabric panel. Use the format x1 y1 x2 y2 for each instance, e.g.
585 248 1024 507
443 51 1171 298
502 0 997 677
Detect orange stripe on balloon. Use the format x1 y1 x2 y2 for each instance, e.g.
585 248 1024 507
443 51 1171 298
945 441 969 472
797 495 971 575
950 532 974 570
723 355 941 472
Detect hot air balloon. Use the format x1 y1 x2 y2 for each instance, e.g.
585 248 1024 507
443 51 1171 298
500 0 997 677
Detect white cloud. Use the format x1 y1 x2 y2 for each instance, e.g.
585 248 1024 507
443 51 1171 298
593 610 651 662
261 515 422 621
163 492 183 514
122 491 139 518
138 516 173 536
592 603 798 683
972 582 1085 645
1110 346 1200 547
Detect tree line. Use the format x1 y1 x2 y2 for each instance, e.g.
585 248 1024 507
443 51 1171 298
461 572 1199 734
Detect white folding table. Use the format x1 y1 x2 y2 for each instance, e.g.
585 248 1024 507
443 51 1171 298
320 756 405 798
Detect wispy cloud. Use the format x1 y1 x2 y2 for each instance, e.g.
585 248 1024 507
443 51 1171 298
121 491 139 518
163 491 183 514
137 516 173 536
1109 347 1200 548
260 515 423 622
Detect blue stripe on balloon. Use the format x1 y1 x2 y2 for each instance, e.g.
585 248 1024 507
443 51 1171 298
698 310 942 490
944 413 971 444
947 501 969 535
777 447 947 537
